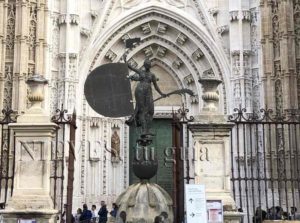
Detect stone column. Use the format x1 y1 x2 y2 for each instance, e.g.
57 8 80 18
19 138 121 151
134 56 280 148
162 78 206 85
188 77 243 222
0 75 58 223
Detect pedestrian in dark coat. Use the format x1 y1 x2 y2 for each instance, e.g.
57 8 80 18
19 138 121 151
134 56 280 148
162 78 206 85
80 204 93 223
98 201 108 223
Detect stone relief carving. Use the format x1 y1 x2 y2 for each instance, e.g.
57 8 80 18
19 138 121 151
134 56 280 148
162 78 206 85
243 52 251 77
69 56 77 79
172 57 183 69
208 7 218 16
230 10 239 21
80 28 91 38
184 74 194 85
242 10 251 21
28 3 37 62
5 2 15 60
272 3 280 58
141 23 152 34
294 1 300 109
274 61 281 78
192 48 204 61
59 14 67 25
67 84 75 111
121 0 186 8
217 25 229 35
50 75 59 114
64 54 77 110
58 60 66 106
251 27 259 64
3 65 13 109
234 81 241 107
252 85 260 112
176 33 188 45
190 94 199 104
252 69 260 113
103 121 107 194
143 46 154 57
70 14 80 25
90 118 100 128
275 79 283 114
202 68 215 78
245 80 252 108
3 2 16 109
231 52 240 76
156 46 167 57
157 22 168 34
91 10 98 19
297 61 300 108
105 50 117 62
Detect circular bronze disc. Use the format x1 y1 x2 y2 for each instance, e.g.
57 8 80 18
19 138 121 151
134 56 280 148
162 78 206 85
84 63 133 117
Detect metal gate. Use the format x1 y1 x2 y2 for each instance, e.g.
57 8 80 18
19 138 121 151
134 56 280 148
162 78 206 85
229 108 300 222
51 106 76 223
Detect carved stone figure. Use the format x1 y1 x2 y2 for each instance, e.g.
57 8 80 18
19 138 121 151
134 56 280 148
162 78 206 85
124 55 166 137
111 130 120 158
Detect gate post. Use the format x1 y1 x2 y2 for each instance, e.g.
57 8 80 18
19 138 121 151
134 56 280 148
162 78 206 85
188 77 243 222
0 75 58 222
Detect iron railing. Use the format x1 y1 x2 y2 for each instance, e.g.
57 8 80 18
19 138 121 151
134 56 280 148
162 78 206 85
0 108 16 207
229 108 300 222
51 105 77 223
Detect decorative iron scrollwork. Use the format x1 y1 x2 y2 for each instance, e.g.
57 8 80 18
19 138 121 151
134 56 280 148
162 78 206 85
228 107 300 123
173 104 194 123
51 104 72 124
0 107 16 124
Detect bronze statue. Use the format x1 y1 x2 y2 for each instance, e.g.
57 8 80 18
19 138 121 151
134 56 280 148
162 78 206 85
124 55 166 137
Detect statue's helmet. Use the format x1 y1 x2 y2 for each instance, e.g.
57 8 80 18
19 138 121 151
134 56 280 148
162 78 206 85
143 58 151 69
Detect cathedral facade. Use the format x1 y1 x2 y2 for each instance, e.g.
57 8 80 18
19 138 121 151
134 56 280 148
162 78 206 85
0 0 299 213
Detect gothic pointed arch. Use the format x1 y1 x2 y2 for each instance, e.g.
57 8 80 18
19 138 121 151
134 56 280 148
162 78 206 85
78 4 230 116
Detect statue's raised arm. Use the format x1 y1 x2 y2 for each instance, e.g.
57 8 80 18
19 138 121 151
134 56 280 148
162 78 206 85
123 54 141 81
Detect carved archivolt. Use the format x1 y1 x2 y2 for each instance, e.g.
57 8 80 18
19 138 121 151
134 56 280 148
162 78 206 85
80 9 229 113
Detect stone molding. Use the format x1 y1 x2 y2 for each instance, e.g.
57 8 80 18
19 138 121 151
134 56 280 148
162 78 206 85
58 13 80 25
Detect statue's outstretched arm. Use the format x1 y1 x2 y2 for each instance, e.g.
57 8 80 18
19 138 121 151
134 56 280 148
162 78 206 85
123 54 141 81
152 75 166 96
127 63 140 74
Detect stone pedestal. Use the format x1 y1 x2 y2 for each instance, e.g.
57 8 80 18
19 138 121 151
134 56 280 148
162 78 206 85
0 75 58 222
0 122 58 222
189 114 243 223
189 115 235 208
189 74 243 222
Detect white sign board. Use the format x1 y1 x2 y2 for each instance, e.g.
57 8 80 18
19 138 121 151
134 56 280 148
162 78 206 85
18 220 36 223
185 184 207 223
207 200 223 223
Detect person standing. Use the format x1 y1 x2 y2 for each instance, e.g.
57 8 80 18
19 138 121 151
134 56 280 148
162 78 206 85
290 207 300 220
110 203 118 218
98 201 108 223
74 208 82 223
92 205 97 222
80 204 93 223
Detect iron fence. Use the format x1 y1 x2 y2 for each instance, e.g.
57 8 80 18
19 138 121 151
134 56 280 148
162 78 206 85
0 108 16 207
51 105 76 223
229 108 300 222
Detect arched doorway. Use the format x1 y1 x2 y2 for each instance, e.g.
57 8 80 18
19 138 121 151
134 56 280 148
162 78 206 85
76 2 231 212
